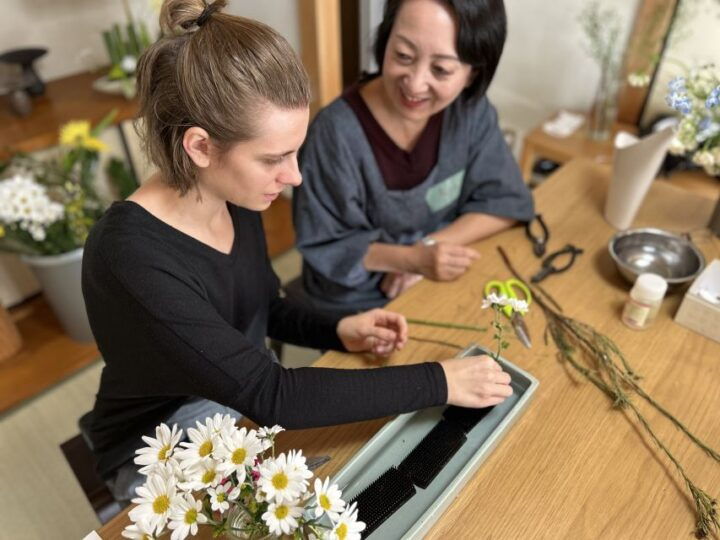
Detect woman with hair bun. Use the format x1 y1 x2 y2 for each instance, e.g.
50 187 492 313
294 0 534 314
82 0 514 502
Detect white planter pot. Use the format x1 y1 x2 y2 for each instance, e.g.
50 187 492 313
21 248 94 343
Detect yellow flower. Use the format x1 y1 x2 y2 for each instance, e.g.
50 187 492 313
58 120 107 152
81 136 108 152
0 225 5 238
59 121 91 146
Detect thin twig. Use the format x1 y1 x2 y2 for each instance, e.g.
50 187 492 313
408 335 464 350
407 318 487 332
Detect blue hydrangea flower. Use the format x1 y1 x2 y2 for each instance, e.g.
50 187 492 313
668 76 687 94
706 85 720 109
666 92 692 115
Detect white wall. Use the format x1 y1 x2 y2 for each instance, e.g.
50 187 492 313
0 0 299 83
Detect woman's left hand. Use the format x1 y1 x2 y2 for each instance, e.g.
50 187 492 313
337 309 409 356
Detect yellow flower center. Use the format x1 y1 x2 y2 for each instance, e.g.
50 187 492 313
153 494 170 515
232 448 247 465
157 444 171 461
217 492 226 503
275 505 289 519
320 494 331 510
201 469 217 484
336 523 348 540
185 508 197 524
198 440 213 457
272 472 288 490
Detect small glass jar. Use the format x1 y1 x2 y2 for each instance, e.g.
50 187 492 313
621 273 668 330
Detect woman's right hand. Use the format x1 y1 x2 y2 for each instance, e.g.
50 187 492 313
411 241 480 281
440 355 513 408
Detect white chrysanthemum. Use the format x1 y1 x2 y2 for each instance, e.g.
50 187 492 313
0 174 64 239
129 473 180 535
258 453 307 504
209 413 238 437
121 519 158 540
207 482 240 513
257 425 284 450
481 293 508 309
329 502 366 540
261 500 303 536
313 477 345 520
134 423 183 476
177 458 223 492
167 492 207 540
215 426 263 481
508 298 529 314
176 418 220 470
286 449 313 488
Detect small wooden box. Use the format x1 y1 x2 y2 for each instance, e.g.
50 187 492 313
675 259 720 343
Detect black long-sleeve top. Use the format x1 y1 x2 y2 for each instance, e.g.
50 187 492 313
82 201 447 479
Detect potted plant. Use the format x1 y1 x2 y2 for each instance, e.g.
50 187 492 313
0 111 138 342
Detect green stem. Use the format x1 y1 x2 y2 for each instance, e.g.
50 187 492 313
408 335 463 350
407 318 486 332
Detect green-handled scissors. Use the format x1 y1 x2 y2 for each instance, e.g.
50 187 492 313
483 278 533 349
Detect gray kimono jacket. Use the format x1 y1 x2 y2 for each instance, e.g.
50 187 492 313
293 94 534 314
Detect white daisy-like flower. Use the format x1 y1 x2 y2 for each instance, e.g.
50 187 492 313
134 423 183 476
329 502 366 540
177 458 223 492
258 453 306 504
129 473 181 535
313 477 345 520
481 293 508 309
257 425 284 450
508 298 529 314
215 426 264 482
167 492 207 540
121 519 158 540
286 449 313 488
261 500 303 536
207 482 240 513
176 418 220 470
209 413 239 437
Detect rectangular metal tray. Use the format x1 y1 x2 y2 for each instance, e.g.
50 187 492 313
331 344 539 539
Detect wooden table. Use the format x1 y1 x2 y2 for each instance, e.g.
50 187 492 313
97 159 720 539
519 113 637 181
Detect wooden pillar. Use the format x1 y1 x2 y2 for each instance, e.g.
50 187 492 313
298 0 343 117
616 0 680 126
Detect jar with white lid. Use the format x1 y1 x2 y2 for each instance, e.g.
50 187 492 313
621 273 668 330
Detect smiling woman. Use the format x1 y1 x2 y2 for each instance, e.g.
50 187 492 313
79 0 513 510
293 0 534 315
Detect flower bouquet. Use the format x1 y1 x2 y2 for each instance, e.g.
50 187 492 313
123 415 365 540
665 64 720 176
0 111 138 341
0 111 137 256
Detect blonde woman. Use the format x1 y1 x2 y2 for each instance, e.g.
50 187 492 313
81 0 513 502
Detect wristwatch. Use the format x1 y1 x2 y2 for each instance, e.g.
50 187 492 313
420 236 437 247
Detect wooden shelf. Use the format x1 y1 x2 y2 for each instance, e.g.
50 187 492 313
0 296 99 414
0 70 139 159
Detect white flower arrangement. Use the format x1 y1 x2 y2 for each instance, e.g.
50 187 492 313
665 65 720 176
124 415 365 540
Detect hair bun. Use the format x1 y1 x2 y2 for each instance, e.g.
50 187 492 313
159 0 227 36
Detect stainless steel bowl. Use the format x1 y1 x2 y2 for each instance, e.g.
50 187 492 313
608 228 705 286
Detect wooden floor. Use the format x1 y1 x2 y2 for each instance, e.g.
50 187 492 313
0 197 296 414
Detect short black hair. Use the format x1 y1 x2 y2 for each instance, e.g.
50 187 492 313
373 0 507 100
